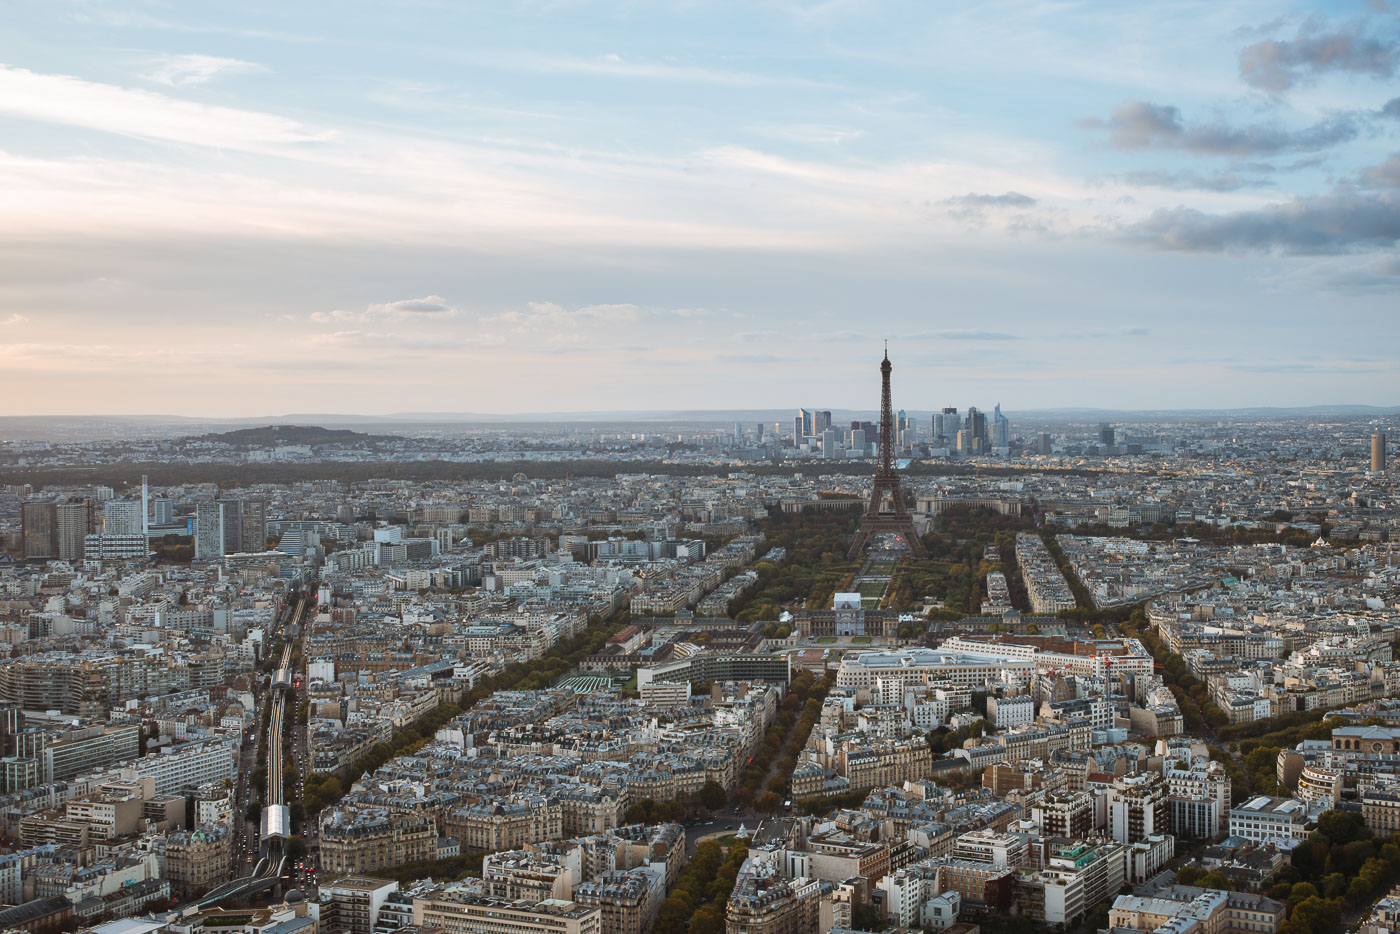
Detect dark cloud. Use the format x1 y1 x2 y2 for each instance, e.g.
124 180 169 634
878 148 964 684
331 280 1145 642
1239 18 1400 91
1118 169 1273 192
1079 99 1359 157
1382 97 1400 119
935 330 1019 341
944 192 1036 208
1123 189 1400 254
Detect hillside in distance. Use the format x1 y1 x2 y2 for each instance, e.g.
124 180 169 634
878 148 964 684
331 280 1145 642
202 424 396 446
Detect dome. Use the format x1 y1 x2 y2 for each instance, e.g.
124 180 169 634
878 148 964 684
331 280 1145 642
285 889 305 904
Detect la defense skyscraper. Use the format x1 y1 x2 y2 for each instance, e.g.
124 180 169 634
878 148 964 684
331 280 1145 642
849 347 926 558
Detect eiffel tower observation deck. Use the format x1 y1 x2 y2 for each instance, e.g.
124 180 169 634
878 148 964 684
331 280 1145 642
848 347 926 559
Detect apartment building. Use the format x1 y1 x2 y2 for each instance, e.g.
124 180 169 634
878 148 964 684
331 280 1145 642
321 808 436 875
164 823 232 896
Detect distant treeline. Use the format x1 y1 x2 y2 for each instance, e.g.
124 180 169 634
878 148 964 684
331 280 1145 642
1 457 1106 491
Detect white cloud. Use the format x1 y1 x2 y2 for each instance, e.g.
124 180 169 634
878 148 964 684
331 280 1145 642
310 295 456 325
367 295 454 315
143 54 266 87
2 313 28 326
0 64 328 151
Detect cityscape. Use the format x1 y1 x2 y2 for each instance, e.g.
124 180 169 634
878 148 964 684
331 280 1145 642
2 4 1400 934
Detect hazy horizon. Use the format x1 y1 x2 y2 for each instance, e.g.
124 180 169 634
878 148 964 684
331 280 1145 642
2 1 1398 414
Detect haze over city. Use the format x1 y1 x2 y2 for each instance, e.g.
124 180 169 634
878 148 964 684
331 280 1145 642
1 1 1398 415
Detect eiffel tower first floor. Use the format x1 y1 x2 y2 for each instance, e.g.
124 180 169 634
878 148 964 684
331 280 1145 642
848 479 927 559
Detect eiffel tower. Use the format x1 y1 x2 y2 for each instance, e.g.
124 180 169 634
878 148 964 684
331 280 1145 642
848 346 927 558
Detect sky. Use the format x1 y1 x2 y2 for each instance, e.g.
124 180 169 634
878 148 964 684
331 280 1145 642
1 0 1398 417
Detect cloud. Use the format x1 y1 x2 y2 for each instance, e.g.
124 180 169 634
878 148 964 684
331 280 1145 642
475 51 834 90
1302 256 1400 292
2 314 28 326
0 64 328 151
1117 169 1273 192
936 330 1019 341
1239 18 1400 92
1226 360 1395 374
1359 154 1400 188
1123 189 1400 255
1383 98 1400 119
368 295 454 315
311 295 456 324
1079 99 1358 157
506 302 705 328
717 353 788 363
143 54 266 87
943 192 1037 208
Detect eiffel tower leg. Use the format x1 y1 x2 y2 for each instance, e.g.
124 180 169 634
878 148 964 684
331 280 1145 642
847 527 874 559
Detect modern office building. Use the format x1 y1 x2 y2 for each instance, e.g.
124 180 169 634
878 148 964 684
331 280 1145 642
1375 432 1387 473
1227 796 1306 845
992 403 1011 448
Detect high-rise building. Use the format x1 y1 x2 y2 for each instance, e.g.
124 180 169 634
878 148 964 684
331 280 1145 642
194 502 227 561
966 407 988 449
1374 433 1387 473
1099 423 1115 447
992 403 1011 448
104 500 144 536
822 428 839 458
220 500 243 555
1038 432 1053 455
20 502 56 559
934 407 958 444
794 409 810 442
152 499 173 526
55 502 90 561
814 410 832 434
239 499 267 553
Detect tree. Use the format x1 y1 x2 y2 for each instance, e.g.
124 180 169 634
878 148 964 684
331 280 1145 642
756 792 782 813
1085 900 1111 933
699 780 727 811
1318 809 1371 847
850 903 887 932
1198 870 1230 891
